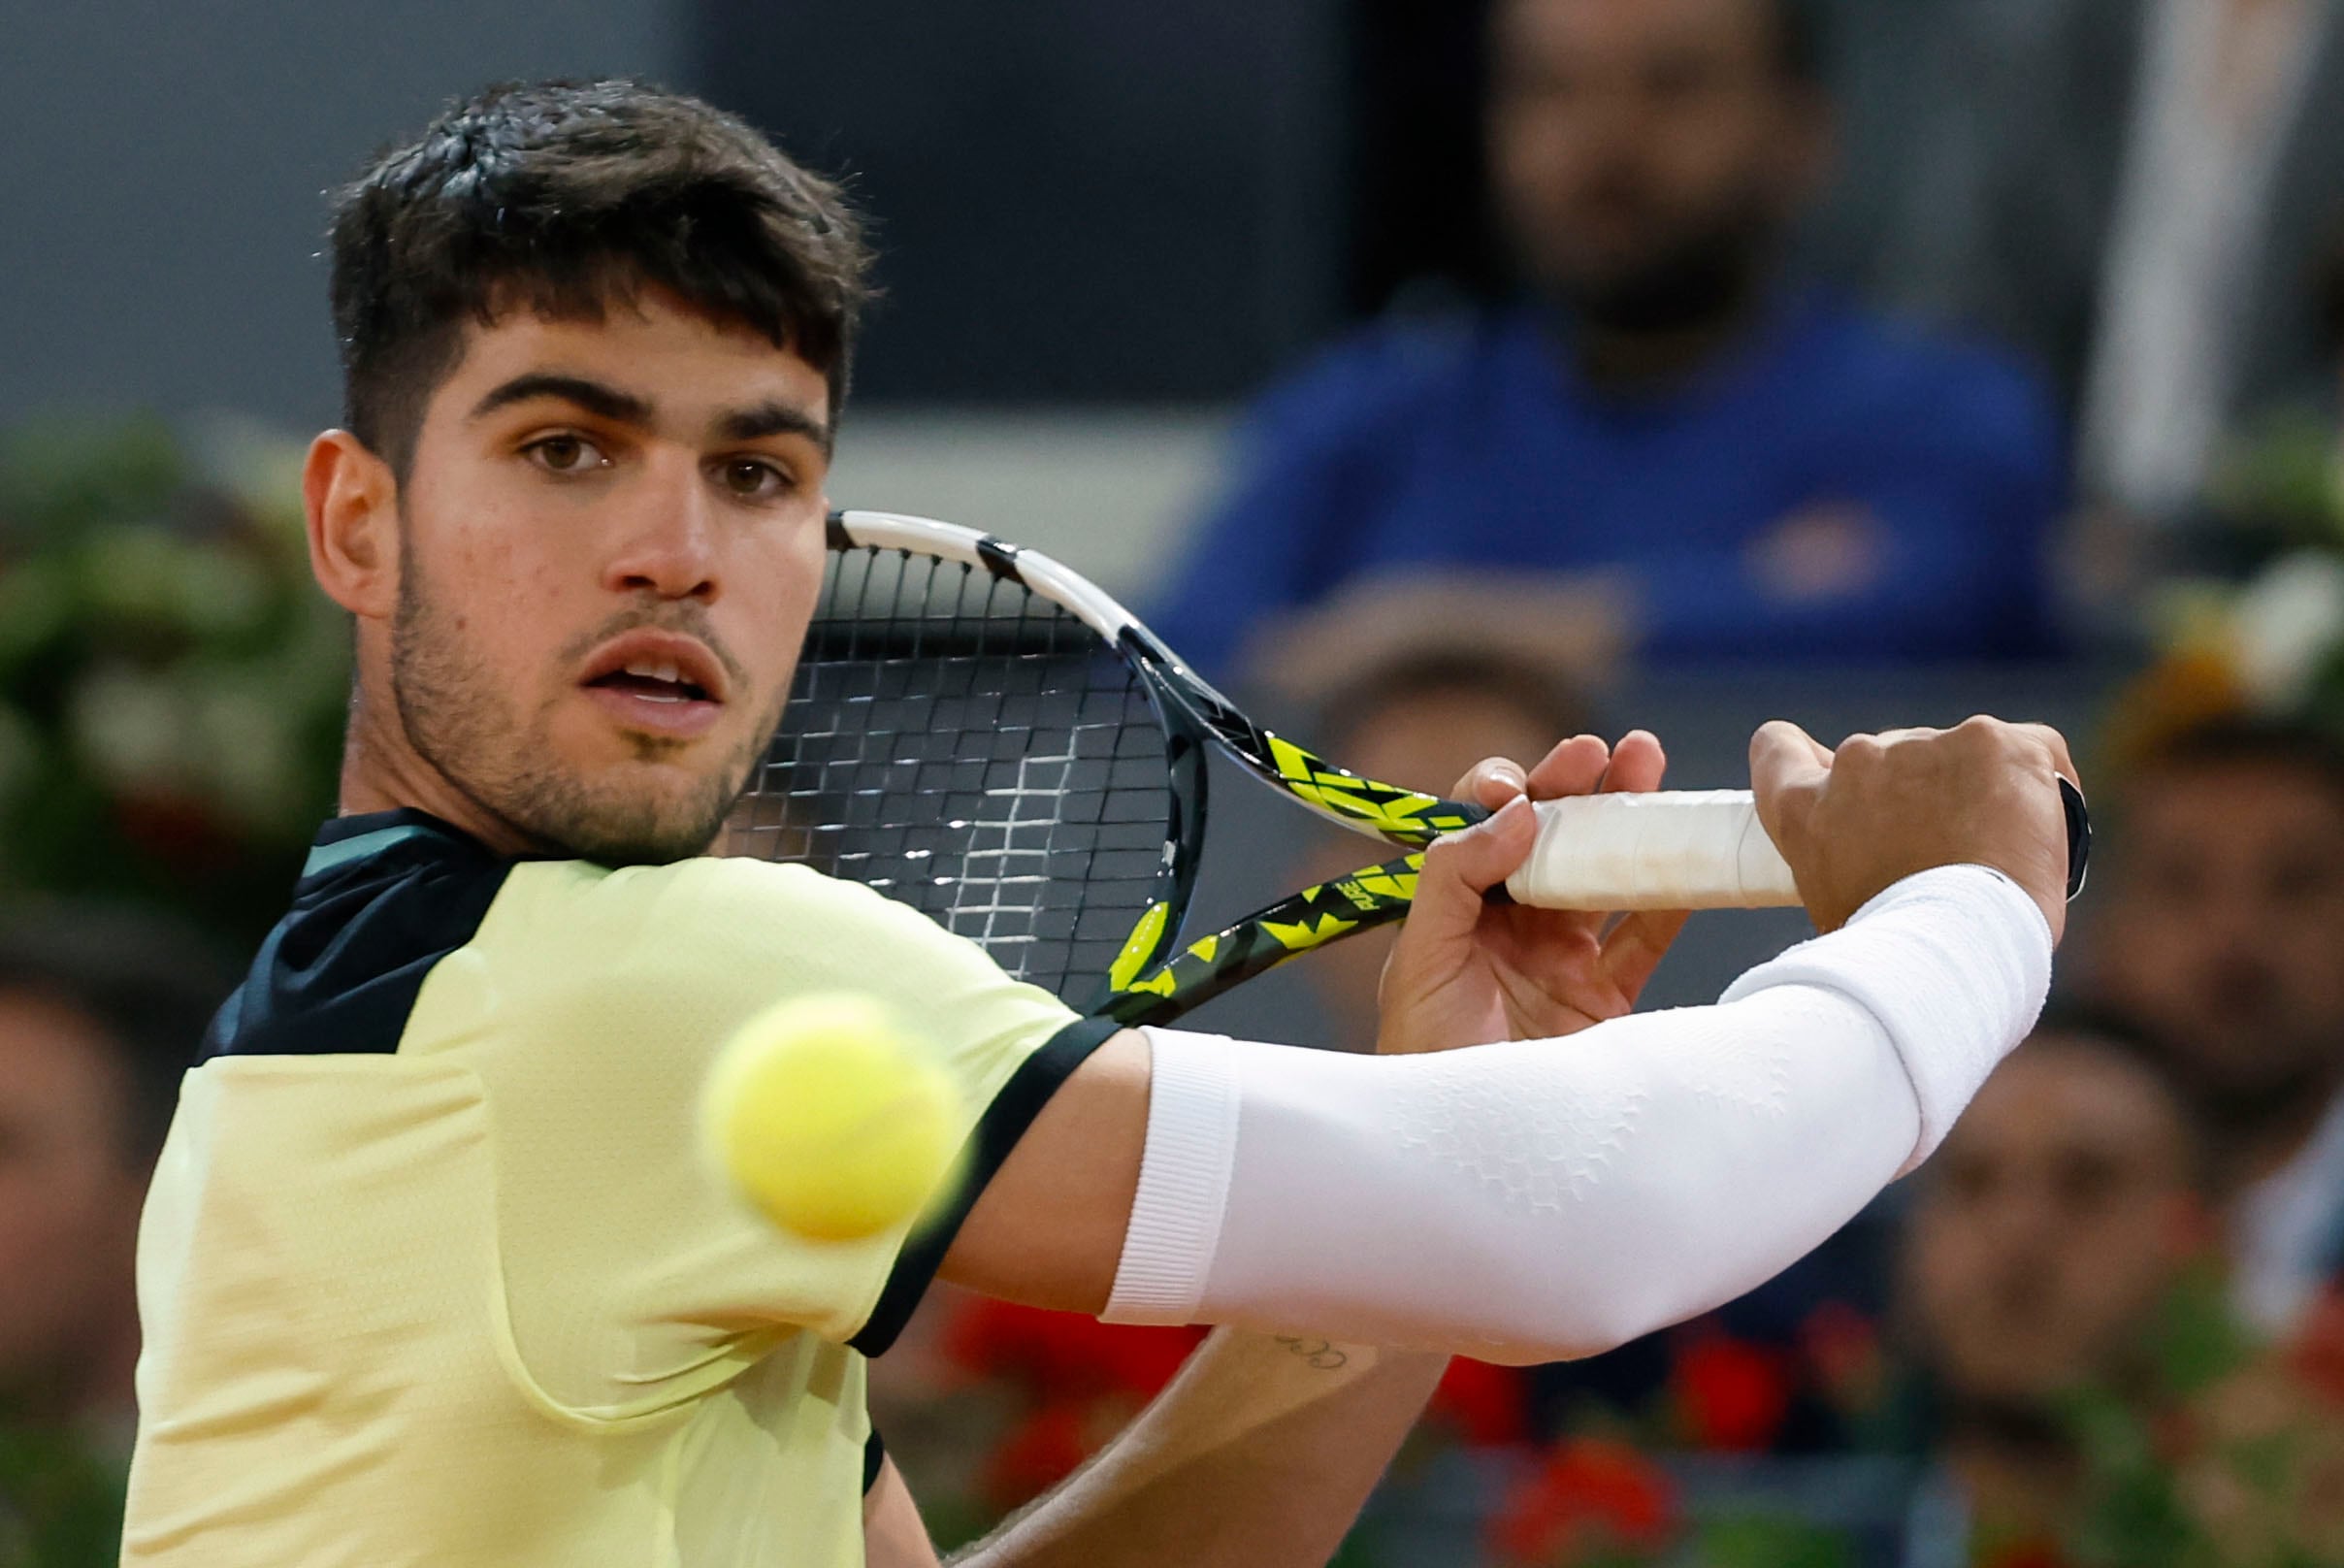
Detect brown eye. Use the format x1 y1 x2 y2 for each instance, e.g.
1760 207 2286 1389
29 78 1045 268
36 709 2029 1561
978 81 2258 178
718 458 790 499
526 435 603 474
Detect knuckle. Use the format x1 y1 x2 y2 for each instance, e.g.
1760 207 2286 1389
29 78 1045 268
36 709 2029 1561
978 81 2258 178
1835 734 1884 771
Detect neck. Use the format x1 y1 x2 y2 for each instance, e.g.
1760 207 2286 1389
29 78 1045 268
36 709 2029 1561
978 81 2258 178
339 684 537 857
1558 284 1770 393
1940 1410 2082 1532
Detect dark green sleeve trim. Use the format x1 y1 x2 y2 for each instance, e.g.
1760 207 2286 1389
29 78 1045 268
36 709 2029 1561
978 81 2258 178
863 1426 887 1494
849 1015 1123 1356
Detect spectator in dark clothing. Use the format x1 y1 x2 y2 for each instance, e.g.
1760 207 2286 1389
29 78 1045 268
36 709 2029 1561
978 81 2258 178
1154 0 2066 684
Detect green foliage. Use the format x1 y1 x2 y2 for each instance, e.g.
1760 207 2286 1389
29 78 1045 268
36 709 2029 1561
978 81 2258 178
1694 1514 1855 1568
0 1419 124 1568
0 417 348 942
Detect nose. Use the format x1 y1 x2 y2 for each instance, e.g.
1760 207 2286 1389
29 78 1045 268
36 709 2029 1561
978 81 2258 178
602 456 719 603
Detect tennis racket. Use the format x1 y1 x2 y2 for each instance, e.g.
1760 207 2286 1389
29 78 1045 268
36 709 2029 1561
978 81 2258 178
725 510 2090 1028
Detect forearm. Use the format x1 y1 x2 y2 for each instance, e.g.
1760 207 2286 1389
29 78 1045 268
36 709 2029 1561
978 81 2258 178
1107 866 2052 1361
950 1327 1447 1568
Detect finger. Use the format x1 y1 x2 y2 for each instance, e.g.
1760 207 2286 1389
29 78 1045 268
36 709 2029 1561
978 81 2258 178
1598 906 1691 1003
1406 795 1536 948
1450 755 1532 811
1749 720 1833 844
1597 730 1666 795
1515 734 1612 801
1749 720 1833 784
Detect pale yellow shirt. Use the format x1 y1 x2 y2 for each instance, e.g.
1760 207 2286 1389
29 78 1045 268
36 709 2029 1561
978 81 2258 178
122 817 1102 1566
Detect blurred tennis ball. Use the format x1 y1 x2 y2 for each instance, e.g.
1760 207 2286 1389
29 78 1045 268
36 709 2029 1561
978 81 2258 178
701 993 960 1242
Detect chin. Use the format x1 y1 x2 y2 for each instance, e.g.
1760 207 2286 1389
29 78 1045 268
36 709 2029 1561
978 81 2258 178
516 768 741 866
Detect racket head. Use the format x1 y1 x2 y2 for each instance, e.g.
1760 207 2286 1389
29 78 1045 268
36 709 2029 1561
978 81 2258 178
724 515 1208 1012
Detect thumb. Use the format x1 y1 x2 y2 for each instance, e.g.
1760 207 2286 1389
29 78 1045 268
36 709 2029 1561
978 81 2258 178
1748 720 1831 846
1406 795 1536 949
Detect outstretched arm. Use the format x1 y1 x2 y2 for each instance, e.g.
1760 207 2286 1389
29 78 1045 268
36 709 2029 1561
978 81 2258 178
938 718 2076 1356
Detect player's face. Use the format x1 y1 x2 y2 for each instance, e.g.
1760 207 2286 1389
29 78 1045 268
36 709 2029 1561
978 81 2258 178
1486 0 1819 327
2092 762 2344 1108
390 294 832 864
1904 1040 2203 1406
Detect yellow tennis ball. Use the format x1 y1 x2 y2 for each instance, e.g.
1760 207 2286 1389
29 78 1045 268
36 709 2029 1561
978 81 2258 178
701 994 960 1242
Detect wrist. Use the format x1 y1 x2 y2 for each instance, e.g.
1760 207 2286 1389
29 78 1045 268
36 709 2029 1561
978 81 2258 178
1722 863 2053 1172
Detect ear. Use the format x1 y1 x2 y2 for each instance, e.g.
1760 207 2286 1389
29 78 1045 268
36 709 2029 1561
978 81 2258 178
304 430 400 620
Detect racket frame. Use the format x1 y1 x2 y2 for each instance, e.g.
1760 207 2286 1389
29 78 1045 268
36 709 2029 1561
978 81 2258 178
815 511 2089 1027
824 511 1495 1019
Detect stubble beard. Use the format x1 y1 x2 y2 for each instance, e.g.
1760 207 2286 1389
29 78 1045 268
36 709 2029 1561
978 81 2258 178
388 549 784 866
1533 182 1780 338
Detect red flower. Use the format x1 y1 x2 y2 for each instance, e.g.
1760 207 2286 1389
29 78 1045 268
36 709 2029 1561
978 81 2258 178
944 1297 1203 1404
981 1401 1092 1513
1976 1539 2070 1568
1671 1328 1794 1453
1429 1357 1533 1449
1487 1437 1677 1566
112 790 241 873
2288 1287 2344 1408
1799 1299 1885 1413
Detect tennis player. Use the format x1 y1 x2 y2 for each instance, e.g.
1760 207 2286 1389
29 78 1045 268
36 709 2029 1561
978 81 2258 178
120 81 2077 1567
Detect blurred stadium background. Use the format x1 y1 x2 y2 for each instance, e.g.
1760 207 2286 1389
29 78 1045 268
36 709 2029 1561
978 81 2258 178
10 2 2344 1565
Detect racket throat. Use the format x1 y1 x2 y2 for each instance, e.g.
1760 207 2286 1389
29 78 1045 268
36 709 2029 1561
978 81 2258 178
1093 853 1425 1026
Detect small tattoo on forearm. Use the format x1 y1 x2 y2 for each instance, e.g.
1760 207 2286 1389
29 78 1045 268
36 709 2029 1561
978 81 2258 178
1275 1335 1350 1370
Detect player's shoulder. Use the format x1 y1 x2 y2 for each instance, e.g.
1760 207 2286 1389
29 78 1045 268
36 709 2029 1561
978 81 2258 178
491 855 1001 985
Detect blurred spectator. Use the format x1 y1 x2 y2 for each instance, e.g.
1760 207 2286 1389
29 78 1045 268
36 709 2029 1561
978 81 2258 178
0 905 225 1561
1899 1015 2215 1562
1153 0 2065 684
2085 717 2344 1335
1872 0 2344 525
0 908 222 1433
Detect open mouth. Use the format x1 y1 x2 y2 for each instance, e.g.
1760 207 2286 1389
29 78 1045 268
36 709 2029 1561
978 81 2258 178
584 661 714 704
576 632 731 738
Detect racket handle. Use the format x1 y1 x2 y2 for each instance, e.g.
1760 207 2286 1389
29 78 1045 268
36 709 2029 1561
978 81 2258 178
1505 790 1800 910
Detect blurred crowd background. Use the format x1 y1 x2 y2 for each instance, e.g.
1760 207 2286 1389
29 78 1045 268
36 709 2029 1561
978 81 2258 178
11 0 2344 1563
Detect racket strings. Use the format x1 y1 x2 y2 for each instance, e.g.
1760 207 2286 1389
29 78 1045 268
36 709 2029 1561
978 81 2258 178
727 546 1178 1002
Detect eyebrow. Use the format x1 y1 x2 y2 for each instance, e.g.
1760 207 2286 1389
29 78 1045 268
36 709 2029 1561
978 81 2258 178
468 374 831 451
469 373 653 427
714 400 832 449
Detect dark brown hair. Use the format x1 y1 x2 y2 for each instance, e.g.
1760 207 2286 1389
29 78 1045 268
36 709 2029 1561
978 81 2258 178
328 79 873 475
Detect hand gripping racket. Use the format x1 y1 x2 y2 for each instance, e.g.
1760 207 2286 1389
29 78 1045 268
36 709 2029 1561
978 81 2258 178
726 510 2089 1027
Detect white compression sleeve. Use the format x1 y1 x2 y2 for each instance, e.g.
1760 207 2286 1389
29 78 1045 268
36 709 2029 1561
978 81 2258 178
1104 865 2051 1363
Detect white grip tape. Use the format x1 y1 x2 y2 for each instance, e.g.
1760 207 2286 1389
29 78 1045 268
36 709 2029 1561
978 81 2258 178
1504 791 1800 910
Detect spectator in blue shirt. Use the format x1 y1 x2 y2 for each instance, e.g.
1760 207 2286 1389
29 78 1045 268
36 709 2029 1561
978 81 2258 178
1155 0 2066 682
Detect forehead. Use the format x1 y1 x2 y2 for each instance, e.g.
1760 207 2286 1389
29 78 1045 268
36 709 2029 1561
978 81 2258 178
1340 685 1559 781
430 292 832 430
2125 759 2344 855
1951 1044 2189 1167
